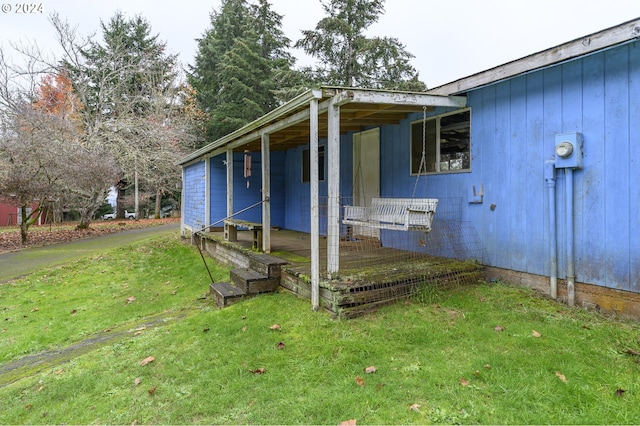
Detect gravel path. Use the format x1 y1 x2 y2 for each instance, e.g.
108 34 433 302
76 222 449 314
0 222 179 283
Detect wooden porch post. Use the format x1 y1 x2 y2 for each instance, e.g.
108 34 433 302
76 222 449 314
226 148 233 218
204 157 210 230
180 167 186 237
310 98 320 310
261 132 271 253
327 99 340 277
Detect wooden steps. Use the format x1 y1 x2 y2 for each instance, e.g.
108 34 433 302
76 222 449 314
209 254 286 308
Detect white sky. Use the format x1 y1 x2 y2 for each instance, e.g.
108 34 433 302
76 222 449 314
1 0 640 88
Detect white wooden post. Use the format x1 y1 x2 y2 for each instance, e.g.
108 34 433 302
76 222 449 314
310 98 320 310
327 99 340 277
204 157 210 230
180 166 186 237
261 132 271 253
226 148 234 218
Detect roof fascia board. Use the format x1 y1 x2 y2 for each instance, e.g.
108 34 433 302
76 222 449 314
177 89 323 165
428 18 640 96
207 97 335 158
332 88 467 108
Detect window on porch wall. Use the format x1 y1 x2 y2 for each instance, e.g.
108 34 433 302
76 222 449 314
302 145 325 182
411 109 471 174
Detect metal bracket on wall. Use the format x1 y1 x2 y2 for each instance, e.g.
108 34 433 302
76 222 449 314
469 184 484 204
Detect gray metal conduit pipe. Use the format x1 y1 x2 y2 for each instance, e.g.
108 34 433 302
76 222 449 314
565 168 576 307
544 157 558 300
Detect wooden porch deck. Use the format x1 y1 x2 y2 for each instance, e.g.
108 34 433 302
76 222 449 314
199 228 482 318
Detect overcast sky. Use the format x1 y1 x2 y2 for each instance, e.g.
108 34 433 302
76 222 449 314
1 0 640 88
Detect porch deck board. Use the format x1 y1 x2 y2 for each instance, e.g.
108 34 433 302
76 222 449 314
201 229 482 318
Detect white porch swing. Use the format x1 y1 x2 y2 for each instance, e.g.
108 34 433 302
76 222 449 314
342 106 438 232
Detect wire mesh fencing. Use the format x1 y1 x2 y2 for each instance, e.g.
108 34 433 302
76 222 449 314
320 196 484 275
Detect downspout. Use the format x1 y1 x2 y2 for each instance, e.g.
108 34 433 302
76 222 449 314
544 157 557 300
565 168 575 307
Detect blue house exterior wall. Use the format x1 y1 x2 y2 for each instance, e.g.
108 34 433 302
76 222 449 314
465 40 640 292
183 161 206 230
207 151 287 228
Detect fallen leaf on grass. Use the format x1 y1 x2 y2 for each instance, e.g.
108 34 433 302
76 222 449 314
623 348 640 356
364 366 377 374
148 385 157 395
355 376 365 386
139 356 155 366
460 377 470 386
241 326 247 332
339 420 357 426
134 378 141 386
484 364 491 369
532 330 542 338
276 341 285 349
70 309 77 315
55 369 64 375
250 368 266 374
126 296 136 304
494 325 505 332
269 324 281 330
31 307 39 312
409 403 421 412
555 371 568 383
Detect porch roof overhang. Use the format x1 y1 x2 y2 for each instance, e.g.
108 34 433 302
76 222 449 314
177 86 467 166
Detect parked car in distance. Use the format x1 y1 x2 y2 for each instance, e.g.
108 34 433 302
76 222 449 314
160 206 173 218
101 210 136 220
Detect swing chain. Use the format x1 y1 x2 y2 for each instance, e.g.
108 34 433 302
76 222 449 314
412 105 428 198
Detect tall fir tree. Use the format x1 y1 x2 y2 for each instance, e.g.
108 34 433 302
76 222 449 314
189 0 297 143
76 12 179 119
295 0 426 91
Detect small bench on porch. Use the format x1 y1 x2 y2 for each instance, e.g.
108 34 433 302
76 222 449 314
343 197 438 232
224 219 263 250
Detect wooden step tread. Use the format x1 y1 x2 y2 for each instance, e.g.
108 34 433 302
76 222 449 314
231 268 267 282
210 282 246 297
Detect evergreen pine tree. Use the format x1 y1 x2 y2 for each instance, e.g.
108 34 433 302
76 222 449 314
295 0 426 91
189 0 298 143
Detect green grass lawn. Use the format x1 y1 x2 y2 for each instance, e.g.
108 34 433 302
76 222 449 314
1 233 640 424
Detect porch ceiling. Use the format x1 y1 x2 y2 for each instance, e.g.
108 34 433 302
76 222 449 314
178 87 467 164
238 102 429 152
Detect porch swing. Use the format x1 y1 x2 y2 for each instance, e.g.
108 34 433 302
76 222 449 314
342 106 438 232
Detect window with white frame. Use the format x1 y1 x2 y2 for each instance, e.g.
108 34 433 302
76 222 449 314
411 109 471 174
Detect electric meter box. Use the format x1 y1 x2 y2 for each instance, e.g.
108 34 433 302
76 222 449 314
554 132 583 169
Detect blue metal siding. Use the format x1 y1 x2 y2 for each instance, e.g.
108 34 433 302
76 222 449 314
207 151 286 227
468 40 640 291
630 43 640 293
183 161 206 229
209 154 227 226
603 46 631 290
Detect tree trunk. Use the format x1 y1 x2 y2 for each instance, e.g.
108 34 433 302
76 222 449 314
19 204 40 244
20 205 29 244
154 187 163 219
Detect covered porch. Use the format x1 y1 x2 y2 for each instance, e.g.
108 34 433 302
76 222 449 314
180 87 469 311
